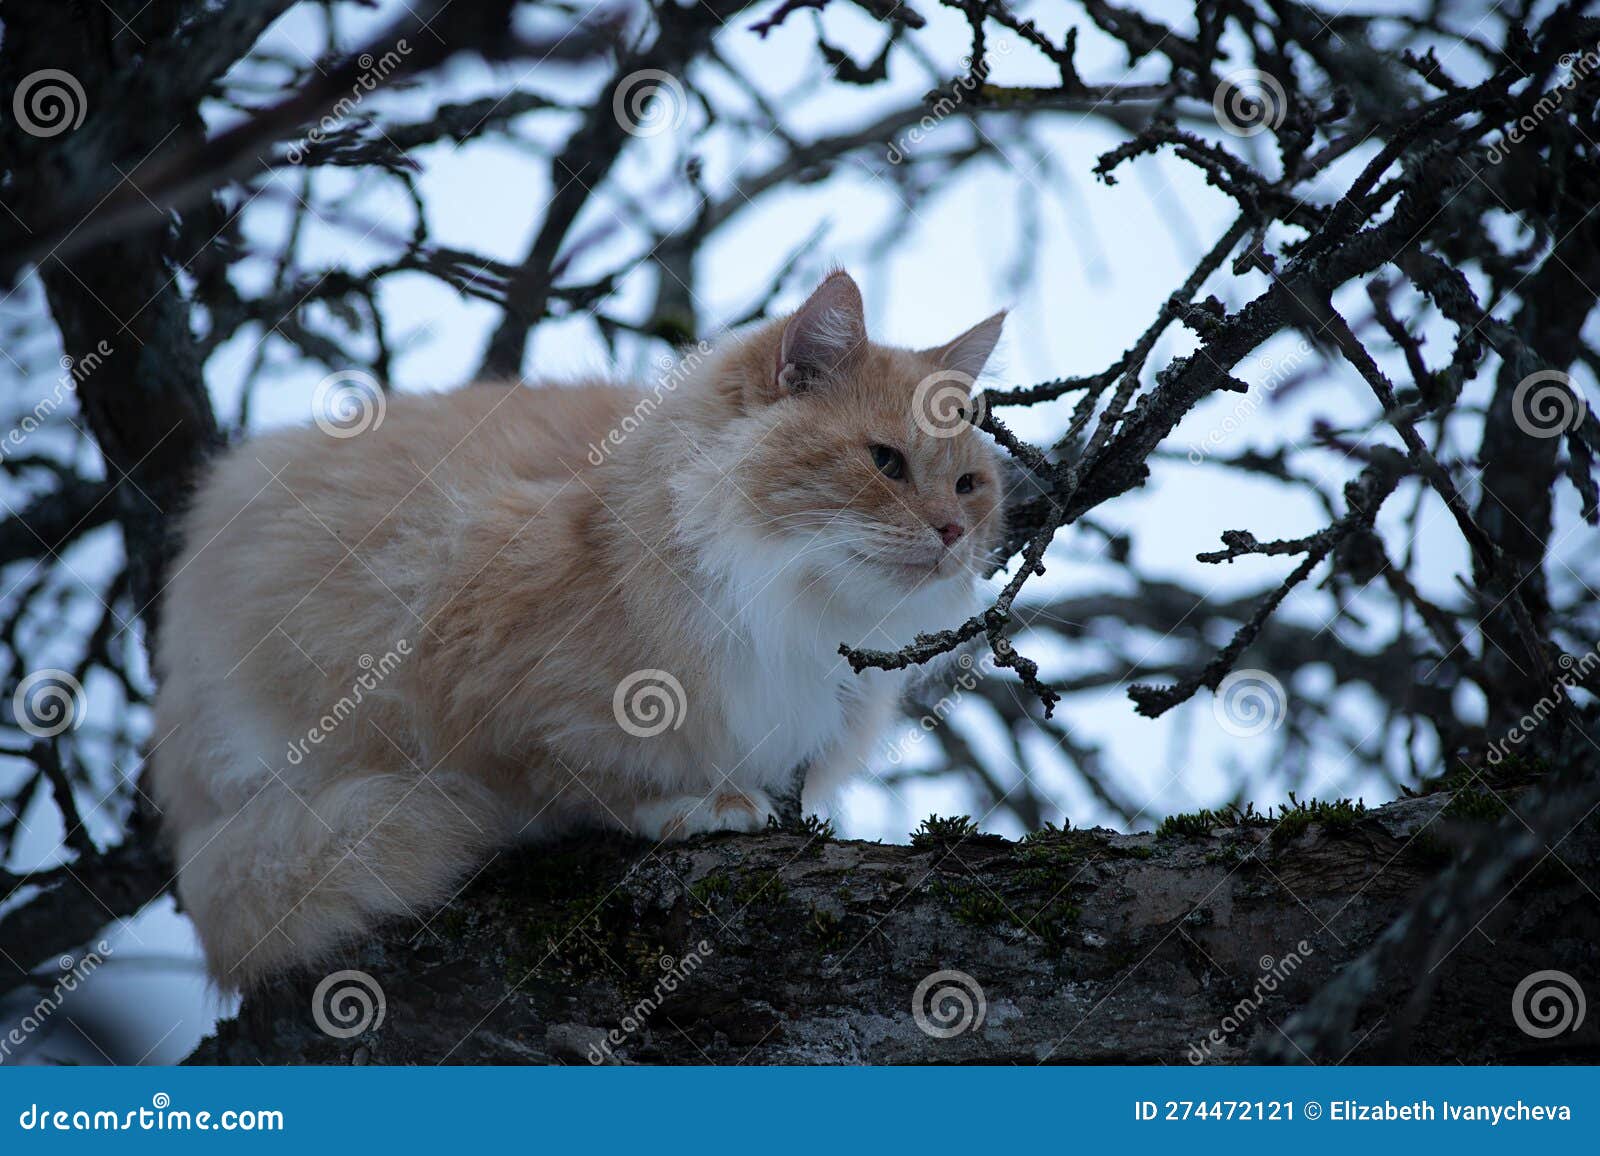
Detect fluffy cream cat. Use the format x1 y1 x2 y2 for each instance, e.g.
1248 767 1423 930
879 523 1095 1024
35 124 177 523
147 270 1005 988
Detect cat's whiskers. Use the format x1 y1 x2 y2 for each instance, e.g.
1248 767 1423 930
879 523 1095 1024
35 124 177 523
721 532 876 616
812 543 887 636
751 510 868 534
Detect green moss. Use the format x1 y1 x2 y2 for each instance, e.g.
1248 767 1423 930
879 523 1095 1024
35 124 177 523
932 878 1010 927
1442 787 1509 822
798 814 837 840
931 857 1083 951
1028 907 1082 949
688 872 732 909
1014 830 1119 885
1155 801 1267 840
699 863 845 952
1152 795 1369 847
775 812 837 857
488 839 678 985
1018 830 1087 859
806 904 848 950
1134 759 1544 857
1203 843 1251 867
911 813 979 847
1020 820 1072 844
1269 794 1367 846
691 864 817 954
1016 825 1156 874
503 885 636 981
732 869 789 912
910 813 1009 849
1156 810 1219 840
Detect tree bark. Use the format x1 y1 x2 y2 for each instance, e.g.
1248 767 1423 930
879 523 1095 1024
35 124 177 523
1471 224 1600 729
189 788 1600 1065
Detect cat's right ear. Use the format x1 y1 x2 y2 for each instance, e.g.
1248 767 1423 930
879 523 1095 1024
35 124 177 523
774 270 867 395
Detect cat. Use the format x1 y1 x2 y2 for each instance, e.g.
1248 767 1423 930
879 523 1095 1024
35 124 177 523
146 269 1006 989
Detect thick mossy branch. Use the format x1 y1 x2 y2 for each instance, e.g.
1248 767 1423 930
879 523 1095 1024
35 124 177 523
193 787 1600 1065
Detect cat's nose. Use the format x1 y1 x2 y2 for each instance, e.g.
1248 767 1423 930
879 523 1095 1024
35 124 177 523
935 522 965 547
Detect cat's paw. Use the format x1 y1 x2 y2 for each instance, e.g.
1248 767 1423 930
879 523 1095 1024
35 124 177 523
632 789 776 842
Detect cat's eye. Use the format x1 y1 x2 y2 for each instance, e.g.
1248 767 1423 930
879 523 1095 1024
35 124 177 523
870 444 907 481
956 473 977 494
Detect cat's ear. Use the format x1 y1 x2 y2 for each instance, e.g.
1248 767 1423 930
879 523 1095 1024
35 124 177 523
776 270 867 393
927 310 1006 381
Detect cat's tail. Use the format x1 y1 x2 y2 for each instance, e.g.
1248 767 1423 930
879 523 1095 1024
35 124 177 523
167 771 507 990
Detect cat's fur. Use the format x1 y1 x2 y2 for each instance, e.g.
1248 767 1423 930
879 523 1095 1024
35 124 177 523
147 270 1005 988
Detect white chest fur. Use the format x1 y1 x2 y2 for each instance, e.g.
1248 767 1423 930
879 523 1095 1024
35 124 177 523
695 533 966 789
712 630 859 785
